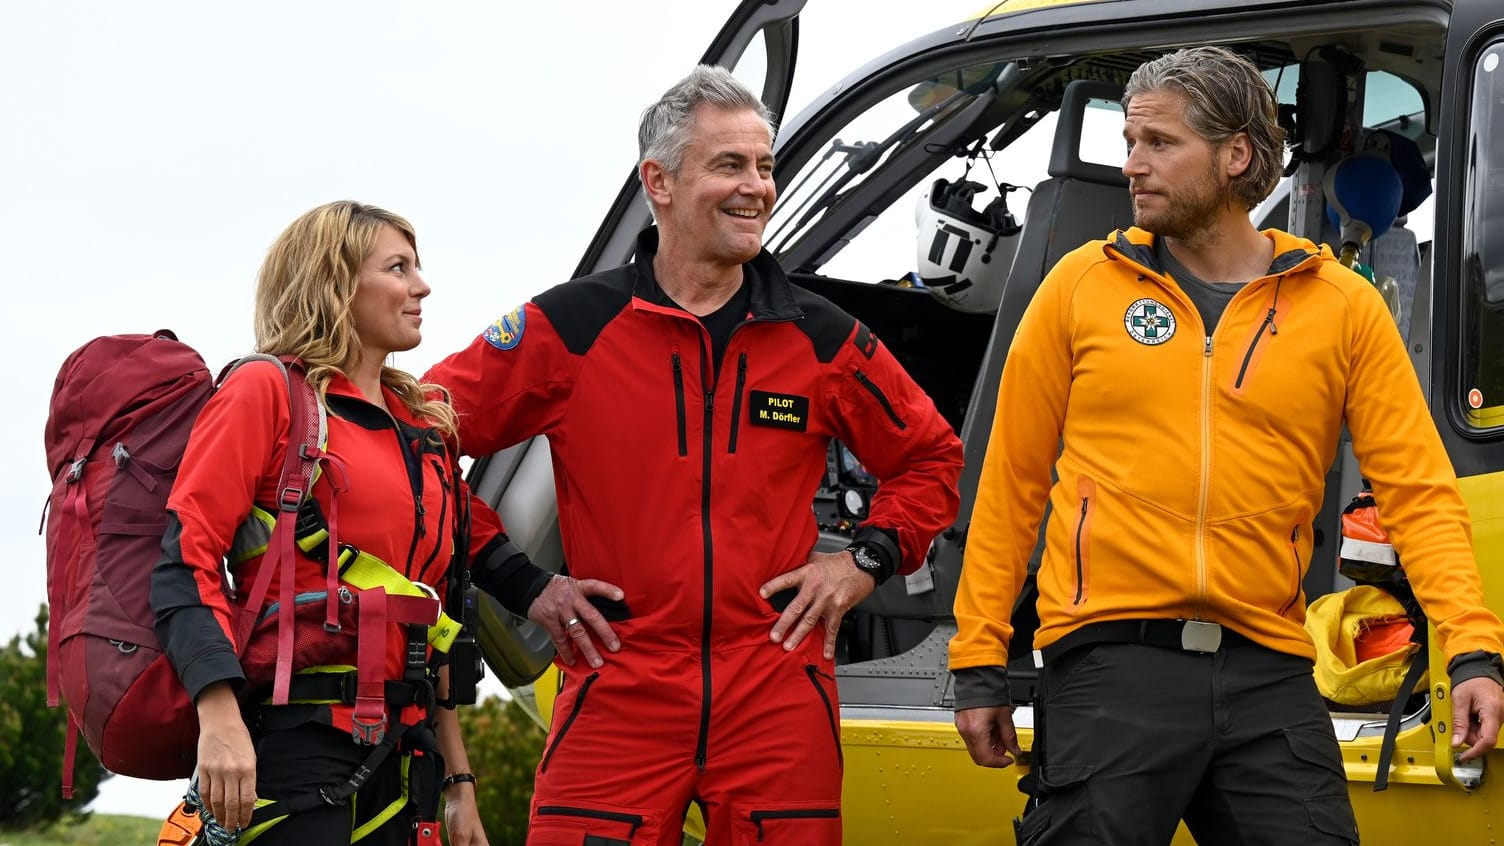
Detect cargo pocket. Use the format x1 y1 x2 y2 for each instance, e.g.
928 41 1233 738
529 802 660 845
1305 795 1360 845
1284 728 1359 843
1282 727 1348 784
731 800 841 845
1018 763 1094 845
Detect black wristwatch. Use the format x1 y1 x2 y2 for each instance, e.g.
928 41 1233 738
847 542 887 584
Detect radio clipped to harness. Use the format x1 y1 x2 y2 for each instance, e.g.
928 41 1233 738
444 584 484 707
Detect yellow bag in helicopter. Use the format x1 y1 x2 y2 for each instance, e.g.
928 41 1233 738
1305 585 1427 707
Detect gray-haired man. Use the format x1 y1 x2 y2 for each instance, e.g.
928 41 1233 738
428 65 962 845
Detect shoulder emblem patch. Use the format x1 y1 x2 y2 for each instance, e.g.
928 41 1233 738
852 322 878 359
1123 298 1176 346
483 304 526 351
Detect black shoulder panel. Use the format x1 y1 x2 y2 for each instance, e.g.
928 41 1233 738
789 284 857 364
533 266 636 356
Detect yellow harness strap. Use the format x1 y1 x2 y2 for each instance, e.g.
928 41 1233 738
285 529 461 653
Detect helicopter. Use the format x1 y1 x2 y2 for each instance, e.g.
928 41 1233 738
467 0 1504 841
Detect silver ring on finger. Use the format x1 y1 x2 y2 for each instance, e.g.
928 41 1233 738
564 617 581 629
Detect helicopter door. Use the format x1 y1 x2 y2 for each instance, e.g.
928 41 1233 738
1428 0 1504 790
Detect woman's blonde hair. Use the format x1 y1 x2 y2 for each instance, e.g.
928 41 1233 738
253 201 455 435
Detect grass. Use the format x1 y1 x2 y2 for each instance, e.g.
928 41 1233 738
0 813 163 846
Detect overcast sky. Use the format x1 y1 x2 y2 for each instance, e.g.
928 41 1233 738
4 0 974 820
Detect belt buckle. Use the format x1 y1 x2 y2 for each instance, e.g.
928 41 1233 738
1180 620 1222 653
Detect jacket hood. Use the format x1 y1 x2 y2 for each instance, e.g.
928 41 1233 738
1104 226 1331 279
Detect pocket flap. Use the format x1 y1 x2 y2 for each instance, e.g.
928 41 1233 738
732 799 841 845
1037 762 1094 790
1305 795 1360 843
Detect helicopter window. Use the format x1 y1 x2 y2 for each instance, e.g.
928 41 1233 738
773 70 1090 285
1079 97 1127 170
1267 64 1434 232
1460 40 1504 430
1265 65 1427 136
765 61 1033 281
730 33 770 113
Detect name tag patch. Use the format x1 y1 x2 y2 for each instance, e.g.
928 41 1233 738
750 390 809 431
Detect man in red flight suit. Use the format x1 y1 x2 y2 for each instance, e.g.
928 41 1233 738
426 65 963 845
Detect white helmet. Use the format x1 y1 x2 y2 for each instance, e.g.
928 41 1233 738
915 178 1021 313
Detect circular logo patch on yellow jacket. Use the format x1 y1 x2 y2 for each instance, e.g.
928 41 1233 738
1124 298 1176 345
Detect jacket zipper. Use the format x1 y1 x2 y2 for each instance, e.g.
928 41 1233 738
1195 336 1213 614
751 807 841 840
1279 525 1302 616
671 352 688 457
535 805 644 838
853 370 906 430
727 352 748 454
1073 497 1090 605
395 427 426 576
539 671 598 773
695 341 715 772
804 665 843 767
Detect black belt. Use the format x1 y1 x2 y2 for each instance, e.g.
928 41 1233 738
1041 619 1253 664
281 673 429 709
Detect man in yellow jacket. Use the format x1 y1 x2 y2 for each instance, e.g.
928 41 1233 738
949 45 1504 844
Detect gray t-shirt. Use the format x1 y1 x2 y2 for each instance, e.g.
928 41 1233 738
1154 238 1245 336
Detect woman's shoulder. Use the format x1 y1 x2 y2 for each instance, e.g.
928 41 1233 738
214 356 295 406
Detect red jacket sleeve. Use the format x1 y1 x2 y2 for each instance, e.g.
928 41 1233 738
422 302 578 458
830 326 964 574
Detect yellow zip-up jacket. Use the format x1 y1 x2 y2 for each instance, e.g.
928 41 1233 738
950 226 1504 671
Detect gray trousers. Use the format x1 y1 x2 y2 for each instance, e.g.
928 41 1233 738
1019 641 1361 845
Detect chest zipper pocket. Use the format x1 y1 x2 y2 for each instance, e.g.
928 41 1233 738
853 370 906 431
414 458 451 585
671 352 688 457
727 353 748 454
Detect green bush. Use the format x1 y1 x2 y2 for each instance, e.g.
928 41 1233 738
449 694 546 846
0 606 110 831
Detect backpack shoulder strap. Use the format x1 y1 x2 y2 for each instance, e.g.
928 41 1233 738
226 355 329 709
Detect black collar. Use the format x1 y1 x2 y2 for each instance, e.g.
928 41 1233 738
630 226 803 321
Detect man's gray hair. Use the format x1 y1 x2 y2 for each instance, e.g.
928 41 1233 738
638 65 777 176
1123 46 1286 211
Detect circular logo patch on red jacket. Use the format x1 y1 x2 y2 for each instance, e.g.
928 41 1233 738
1124 298 1176 346
483 304 526 350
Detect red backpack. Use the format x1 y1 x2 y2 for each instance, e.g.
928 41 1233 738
42 330 322 796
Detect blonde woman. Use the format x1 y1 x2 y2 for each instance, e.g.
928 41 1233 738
151 201 621 845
